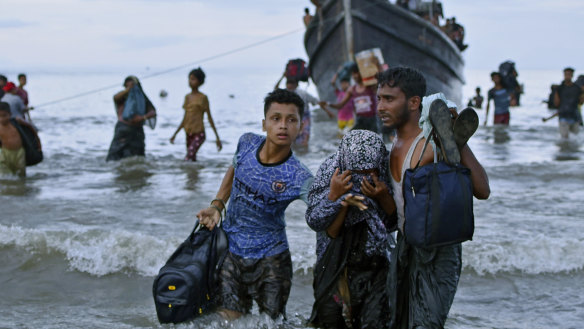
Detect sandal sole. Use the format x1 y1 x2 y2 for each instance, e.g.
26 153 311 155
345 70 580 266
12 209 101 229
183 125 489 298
453 107 479 149
429 99 461 164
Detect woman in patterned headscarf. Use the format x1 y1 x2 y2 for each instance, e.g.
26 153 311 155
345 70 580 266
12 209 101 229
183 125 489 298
306 130 396 329
106 76 156 161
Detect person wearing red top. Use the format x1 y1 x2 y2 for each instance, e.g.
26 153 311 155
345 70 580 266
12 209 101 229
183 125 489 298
329 64 378 133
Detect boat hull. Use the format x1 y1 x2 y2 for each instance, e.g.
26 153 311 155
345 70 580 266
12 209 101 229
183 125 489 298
305 0 465 105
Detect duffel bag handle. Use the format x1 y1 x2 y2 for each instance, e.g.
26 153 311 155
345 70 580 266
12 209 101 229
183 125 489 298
412 128 437 170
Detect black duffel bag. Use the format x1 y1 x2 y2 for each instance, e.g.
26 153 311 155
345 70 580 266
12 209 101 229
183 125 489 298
153 220 228 324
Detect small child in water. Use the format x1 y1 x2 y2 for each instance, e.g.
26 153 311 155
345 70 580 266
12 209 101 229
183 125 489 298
170 68 222 161
0 102 27 176
331 74 355 136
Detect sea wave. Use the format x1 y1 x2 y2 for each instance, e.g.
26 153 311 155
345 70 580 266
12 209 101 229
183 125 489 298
0 224 181 277
463 233 584 275
3 224 581 278
0 224 317 278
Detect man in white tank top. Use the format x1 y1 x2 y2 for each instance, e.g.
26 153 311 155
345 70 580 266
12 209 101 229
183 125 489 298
376 67 490 328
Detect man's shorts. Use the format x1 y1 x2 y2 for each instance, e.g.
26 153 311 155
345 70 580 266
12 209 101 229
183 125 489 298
559 119 579 139
218 250 293 319
0 147 26 177
494 112 510 125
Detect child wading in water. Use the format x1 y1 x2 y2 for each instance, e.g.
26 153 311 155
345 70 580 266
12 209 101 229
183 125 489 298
170 68 222 160
330 73 355 137
0 102 41 177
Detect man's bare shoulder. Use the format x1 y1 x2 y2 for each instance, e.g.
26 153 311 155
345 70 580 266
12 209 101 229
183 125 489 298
398 136 434 169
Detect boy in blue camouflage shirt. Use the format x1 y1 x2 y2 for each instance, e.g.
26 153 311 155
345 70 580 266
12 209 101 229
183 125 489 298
197 89 313 320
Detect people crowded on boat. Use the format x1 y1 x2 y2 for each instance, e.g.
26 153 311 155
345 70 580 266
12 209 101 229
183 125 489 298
445 17 467 51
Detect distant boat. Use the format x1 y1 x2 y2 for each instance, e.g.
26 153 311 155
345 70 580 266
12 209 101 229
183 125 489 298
305 0 465 105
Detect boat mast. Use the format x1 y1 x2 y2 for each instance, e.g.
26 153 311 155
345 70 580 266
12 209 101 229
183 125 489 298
343 0 354 61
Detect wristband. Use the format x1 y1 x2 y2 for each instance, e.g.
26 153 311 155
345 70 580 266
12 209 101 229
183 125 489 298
211 198 227 217
209 205 223 220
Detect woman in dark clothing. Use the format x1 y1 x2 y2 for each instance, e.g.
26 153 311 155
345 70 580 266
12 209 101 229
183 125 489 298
306 130 396 329
106 76 156 161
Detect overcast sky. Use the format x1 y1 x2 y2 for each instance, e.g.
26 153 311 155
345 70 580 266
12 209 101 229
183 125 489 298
1 0 583 74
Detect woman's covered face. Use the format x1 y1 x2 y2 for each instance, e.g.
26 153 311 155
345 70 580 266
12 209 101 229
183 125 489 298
348 169 379 193
337 130 387 193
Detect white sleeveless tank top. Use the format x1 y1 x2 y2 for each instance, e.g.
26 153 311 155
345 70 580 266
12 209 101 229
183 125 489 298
390 132 425 233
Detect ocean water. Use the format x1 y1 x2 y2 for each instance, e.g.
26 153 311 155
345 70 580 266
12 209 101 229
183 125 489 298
1 68 583 329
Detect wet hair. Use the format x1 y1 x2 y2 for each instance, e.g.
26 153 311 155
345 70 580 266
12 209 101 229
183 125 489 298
490 72 501 78
189 67 206 85
18 73 26 79
264 89 305 118
0 102 10 113
564 67 575 73
0 75 7 84
377 67 426 101
124 75 140 87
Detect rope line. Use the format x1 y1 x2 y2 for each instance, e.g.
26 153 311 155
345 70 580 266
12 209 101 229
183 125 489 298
32 27 304 109
31 1 392 110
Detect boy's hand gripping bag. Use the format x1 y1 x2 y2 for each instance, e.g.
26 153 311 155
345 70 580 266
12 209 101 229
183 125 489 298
403 136 474 248
152 220 228 324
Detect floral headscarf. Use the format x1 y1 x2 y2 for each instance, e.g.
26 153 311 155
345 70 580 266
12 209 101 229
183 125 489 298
306 130 393 260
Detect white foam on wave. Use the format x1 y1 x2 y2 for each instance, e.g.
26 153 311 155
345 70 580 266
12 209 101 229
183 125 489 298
0 224 181 277
9 223 579 278
463 233 584 275
0 224 318 278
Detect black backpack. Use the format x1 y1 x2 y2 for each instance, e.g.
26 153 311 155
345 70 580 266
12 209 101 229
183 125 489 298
498 61 518 91
153 221 228 324
10 118 43 166
547 84 559 110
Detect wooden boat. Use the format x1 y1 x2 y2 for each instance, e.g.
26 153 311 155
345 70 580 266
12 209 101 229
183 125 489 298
304 0 465 105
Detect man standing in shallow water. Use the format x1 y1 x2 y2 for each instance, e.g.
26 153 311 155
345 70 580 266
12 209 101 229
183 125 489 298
197 89 314 320
376 67 490 328
553 67 582 139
